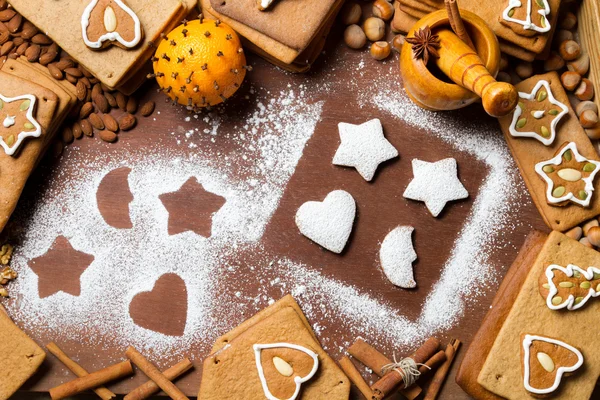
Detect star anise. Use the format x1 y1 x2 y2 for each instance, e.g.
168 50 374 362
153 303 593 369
406 26 440 64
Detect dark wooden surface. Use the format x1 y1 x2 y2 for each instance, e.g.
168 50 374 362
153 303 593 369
3 21 551 400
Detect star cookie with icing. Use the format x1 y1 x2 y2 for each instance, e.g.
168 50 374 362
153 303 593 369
508 80 568 146
332 118 398 181
0 94 41 156
535 142 600 207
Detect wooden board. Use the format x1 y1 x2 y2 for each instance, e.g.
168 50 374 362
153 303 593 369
3 29 550 400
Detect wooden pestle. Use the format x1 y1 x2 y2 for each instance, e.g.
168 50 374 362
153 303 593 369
434 29 517 117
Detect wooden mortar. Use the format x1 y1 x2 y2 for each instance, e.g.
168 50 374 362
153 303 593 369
400 9 517 117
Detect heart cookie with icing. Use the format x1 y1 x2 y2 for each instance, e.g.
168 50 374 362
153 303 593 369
81 0 143 50
254 343 319 400
521 334 583 395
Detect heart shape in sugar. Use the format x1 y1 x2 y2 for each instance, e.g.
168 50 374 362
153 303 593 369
253 343 319 400
295 190 356 254
129 273 188 336
380 226 417 288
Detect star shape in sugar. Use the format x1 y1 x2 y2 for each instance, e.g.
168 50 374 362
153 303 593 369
159 177 226 237
28 236 94 298
332 118 398 181
403 158 468 217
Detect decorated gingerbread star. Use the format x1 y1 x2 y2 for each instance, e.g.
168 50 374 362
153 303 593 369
403 158 468 217
509 80 568 146
0 94 41 156
332 118 398 181
535 142 600 207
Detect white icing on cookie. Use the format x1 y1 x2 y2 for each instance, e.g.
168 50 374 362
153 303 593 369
332 118 398 181
253 343 319 400
534 142 600 207
509 80 568 146
502 0 551 33
403 158 468 217
3 115 15 128
544 264 600 310
0 94 41 156
295 190 356 253
532 110 545 119
81 0 142 49
379 226 417 288
522 334 583 395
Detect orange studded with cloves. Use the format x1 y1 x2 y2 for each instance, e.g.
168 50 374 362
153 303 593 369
152 19 247 110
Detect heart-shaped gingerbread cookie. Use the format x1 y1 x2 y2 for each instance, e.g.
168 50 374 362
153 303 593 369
253 343 319 400
295 190 356 254
81 0 143 50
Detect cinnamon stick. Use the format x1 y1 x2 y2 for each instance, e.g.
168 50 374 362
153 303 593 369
347 339 421 400
125 346 189 400
49 360 133 400
370 337 440 400
124 358 193 400
418 350 447 377
338 356 373 399
46 342 116 400
444 0 475 50
423 339 461 400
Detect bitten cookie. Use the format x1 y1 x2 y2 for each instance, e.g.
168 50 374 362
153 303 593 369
198 295 350 399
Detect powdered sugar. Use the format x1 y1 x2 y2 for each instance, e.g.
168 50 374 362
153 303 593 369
379 226 417 288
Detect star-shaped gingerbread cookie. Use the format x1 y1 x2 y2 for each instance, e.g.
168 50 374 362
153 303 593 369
535 142 600 207
332 118 398 181
403 158 468 217
0 93 41 156
508 80 568 146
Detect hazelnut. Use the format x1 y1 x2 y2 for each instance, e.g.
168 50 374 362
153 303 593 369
391 34 405 52
580 109 599 129
543 52 565 72
586 126 600 140
339 2 361 25
582 218 598 235
575 78 594 101
499 53 509 71
559 11 577 30
560 70 581 91
372 0 395 21
558 40 581 61
587 226 600 247
554 29 574 45
370 41 391 60
565 226 583 241
344 24 367 49
576 101 598 117
567 53 590 76
515 62 533 79
497 71 512 84
580 236 593 248
363 17 385 41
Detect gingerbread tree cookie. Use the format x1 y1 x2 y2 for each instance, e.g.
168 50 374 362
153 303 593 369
81 0 143 50
521 334 583 395
535 142 600 207
539 264 600 310
508 80 568 146
501 0 551 36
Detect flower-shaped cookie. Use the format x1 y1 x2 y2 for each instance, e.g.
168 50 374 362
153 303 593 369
0 93 41 156
509 80 568 146
535 142 600 207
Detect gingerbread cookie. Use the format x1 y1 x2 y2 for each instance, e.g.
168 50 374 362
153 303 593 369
521 334 583 395
198 295 350 399
501 0 552 37
539 264 600 310
0 304 46 399
81 0 143 50
0 93 41 156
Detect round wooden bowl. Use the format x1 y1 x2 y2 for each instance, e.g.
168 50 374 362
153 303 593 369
400 9 501 111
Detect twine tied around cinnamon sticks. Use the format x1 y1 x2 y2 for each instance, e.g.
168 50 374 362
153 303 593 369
380 354 430 388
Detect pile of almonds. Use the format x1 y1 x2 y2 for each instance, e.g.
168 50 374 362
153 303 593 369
497 0 597 141
340 0 404 61
0 1 156 151
0 243 15 298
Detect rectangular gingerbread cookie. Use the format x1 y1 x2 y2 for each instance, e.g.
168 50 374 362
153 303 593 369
478 231 600 399
455 230 548 400
199 294 350 399
499 72 600 232
0 304 46 400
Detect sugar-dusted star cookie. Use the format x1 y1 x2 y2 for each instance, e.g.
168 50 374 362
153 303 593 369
332 118 398 181
403 158 468 217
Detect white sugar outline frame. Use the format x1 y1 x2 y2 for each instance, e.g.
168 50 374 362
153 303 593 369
522 334 583 395
544 264 600 310
253 343 319 400
534 142 600 207
502 0 551 33
0 94 41 156
508 80 568 146
81 0 143 49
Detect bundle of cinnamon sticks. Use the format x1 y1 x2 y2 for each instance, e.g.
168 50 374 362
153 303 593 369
46 343 193 400
338 337 461 400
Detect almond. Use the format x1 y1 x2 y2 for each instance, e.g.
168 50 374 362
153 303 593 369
80 76 91 89
104 92 117 108
0 9 16 22
0 30 9 45
39 51 57 65
31 33 52 45
25 43 40 62
11 36 22 46
0 40 13 56
66 73 78 85
140 101 155 117
48 63 63 80
76 80 87 101
6 13 21 33
91 83 103 99
55 58 74 70
89 113 105 130
118 113 136 131
15 42 27 56
99 129 117 143
0 0 8 12
102 114 119 132
79 102 93 119
72 121 83 139
21 20 37 39
61 126 74 144
64 67 83 78
126 96 138 114
93 92 109 114
116 92 127 110
80 119 93 137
